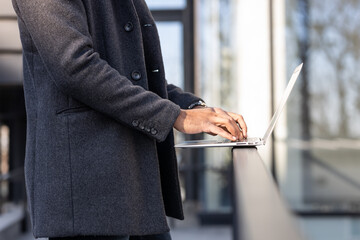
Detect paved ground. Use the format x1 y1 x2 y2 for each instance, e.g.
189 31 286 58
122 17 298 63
18 226 232 240
172 226 232 240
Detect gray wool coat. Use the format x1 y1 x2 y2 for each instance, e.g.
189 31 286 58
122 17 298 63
12 0 201 238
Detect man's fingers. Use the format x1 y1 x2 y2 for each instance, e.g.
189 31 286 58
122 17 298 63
211 116 239 140
208 108 242 140
228 112 247 138
174 108 248 141
207 124 236 141
201 108 248 140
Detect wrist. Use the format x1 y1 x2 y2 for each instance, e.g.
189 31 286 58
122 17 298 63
174 109 186 131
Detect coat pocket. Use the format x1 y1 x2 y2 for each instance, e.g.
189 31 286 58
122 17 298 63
56 106 92 115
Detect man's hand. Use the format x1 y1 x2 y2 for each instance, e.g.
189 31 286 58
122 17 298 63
174 107 247 141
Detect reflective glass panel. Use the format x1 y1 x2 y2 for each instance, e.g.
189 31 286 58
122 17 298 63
280 0 360 214
197 0 237 212
156 21 184 88
146 0 186 10
276 0 360 239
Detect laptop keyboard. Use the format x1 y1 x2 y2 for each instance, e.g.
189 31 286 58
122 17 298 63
217 137 261 143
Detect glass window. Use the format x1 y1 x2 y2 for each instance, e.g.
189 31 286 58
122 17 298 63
197 0 237 212
156 21 184 88
146 0 186 10
280 0 360 213
275 0 360 239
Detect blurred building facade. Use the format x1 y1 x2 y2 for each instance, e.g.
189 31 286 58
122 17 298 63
1 0 360 240
0 1 27 239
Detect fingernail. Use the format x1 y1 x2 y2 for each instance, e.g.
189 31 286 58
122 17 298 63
232 136 237 140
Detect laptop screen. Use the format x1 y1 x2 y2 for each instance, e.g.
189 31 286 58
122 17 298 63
262 63 303 143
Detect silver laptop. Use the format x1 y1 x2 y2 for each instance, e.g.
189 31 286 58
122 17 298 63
175 63 303 148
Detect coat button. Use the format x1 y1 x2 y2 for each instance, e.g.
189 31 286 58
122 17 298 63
145 126 151 133
151 128 158 135
124 22 134 32
131 71 142 81
132 120 139 127
139 122 145 130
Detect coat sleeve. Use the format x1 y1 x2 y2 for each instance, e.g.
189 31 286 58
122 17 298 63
12 0 180 142
167 83 204 109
